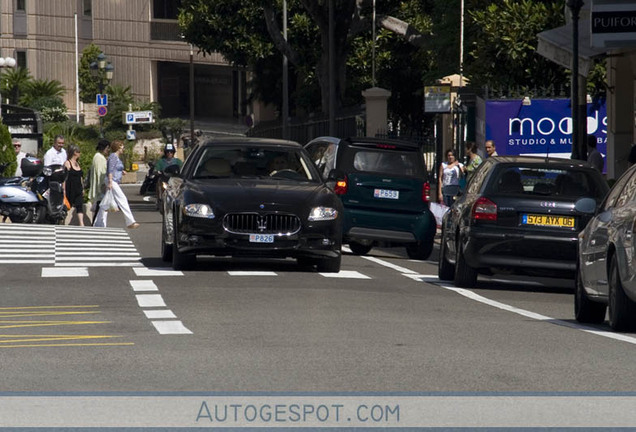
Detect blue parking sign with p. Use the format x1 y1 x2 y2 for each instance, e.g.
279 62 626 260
96 94 108 106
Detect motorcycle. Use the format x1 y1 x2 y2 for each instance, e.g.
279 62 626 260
0 157 67 224
139 161 157 195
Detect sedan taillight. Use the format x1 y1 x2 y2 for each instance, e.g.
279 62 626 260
422 182 431 203
472 197 497 221
334 175 348 195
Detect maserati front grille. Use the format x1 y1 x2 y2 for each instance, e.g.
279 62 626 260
223 213 302 235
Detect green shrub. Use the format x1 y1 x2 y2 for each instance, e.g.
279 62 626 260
0 122 16 177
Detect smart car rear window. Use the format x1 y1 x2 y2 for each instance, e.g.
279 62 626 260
341 148 425 178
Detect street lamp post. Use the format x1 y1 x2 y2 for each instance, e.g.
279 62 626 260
0 57 17 118
90 52 114 138
567 0 583 160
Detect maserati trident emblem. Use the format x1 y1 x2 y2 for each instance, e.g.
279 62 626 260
257 216 267 232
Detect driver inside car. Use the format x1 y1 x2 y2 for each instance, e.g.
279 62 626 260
267 156 290 175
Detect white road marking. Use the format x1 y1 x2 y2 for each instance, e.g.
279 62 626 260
42 267 89 278
365 254 636 346
227 271 277 276
319 270 371 279
144 310 177 319
439 283 636 345
130 280 159 292
54 262 142 267
135 294 166 308
403 274 442 283
362 255 417 274
0 224 141 267
151 320 192 335
0 259 53 264
133 267 183 277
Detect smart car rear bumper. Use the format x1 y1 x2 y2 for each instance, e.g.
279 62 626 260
343 208 436 244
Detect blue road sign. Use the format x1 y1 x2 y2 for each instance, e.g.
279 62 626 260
126 113 135 123
96 94 108 106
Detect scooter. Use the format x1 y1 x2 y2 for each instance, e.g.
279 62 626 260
34 163 68 224
0 157 67 224
139 161 157 195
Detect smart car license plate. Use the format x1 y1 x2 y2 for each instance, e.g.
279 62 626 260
522 214 575 228
249 234 274 243
374 189 399 199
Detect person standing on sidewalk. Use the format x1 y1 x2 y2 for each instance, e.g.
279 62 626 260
64 145 86 226
13 139 27 177
94 140 140 229
43 135 67 167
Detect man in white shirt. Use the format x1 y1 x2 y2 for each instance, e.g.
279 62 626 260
43 135 67 166
485 140 498 157
13 138 26 177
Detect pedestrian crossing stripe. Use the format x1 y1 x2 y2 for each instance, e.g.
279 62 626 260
0 224 141 267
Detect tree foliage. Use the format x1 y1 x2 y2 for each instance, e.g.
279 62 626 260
0 67 32 105
0 121 16 177
466 0 568 97
179 0 431 114
78 43 105 103
176 0 590 130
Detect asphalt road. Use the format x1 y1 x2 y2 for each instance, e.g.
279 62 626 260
1 184 635 393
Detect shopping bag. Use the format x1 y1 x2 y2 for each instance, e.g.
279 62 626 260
429 202 448 227
63 195 71 210
99 189 119 212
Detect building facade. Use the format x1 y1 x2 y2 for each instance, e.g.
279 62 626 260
0 0 271 125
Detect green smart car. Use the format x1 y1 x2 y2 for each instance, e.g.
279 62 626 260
305 136 437 260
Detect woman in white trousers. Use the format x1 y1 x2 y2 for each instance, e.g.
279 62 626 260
94 140 140 229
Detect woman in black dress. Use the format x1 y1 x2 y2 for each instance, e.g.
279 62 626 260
64 144 85 226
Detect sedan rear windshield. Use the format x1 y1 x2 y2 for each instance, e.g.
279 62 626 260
191 146 321 182
489 166 606 200
341 146 426 178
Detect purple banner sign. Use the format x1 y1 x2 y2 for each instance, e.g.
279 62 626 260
485 99 607 163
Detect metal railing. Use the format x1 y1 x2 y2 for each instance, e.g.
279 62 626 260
247 106 365 144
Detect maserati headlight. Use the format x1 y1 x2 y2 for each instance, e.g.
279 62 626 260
308 206 338 221
183 203 215 219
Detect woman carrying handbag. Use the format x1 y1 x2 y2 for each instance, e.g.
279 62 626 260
93 140 140 229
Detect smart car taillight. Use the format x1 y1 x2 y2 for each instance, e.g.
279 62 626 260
422 182 431 203
472 197 497 221
334 176 348 195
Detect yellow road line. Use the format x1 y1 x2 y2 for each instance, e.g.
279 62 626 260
0 342 134 348
0 305 99 310
0 335 122 343
0 320 110 329
0 311 101 318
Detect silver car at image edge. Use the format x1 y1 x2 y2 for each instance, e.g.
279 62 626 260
576 163 636 331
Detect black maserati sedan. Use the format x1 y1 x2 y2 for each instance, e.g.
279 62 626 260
160 137 343 272
438 156 609 288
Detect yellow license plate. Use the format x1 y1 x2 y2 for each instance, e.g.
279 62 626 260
523 214 575 228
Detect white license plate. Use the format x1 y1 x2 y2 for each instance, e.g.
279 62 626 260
374 188 399 199
249 234 274 243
